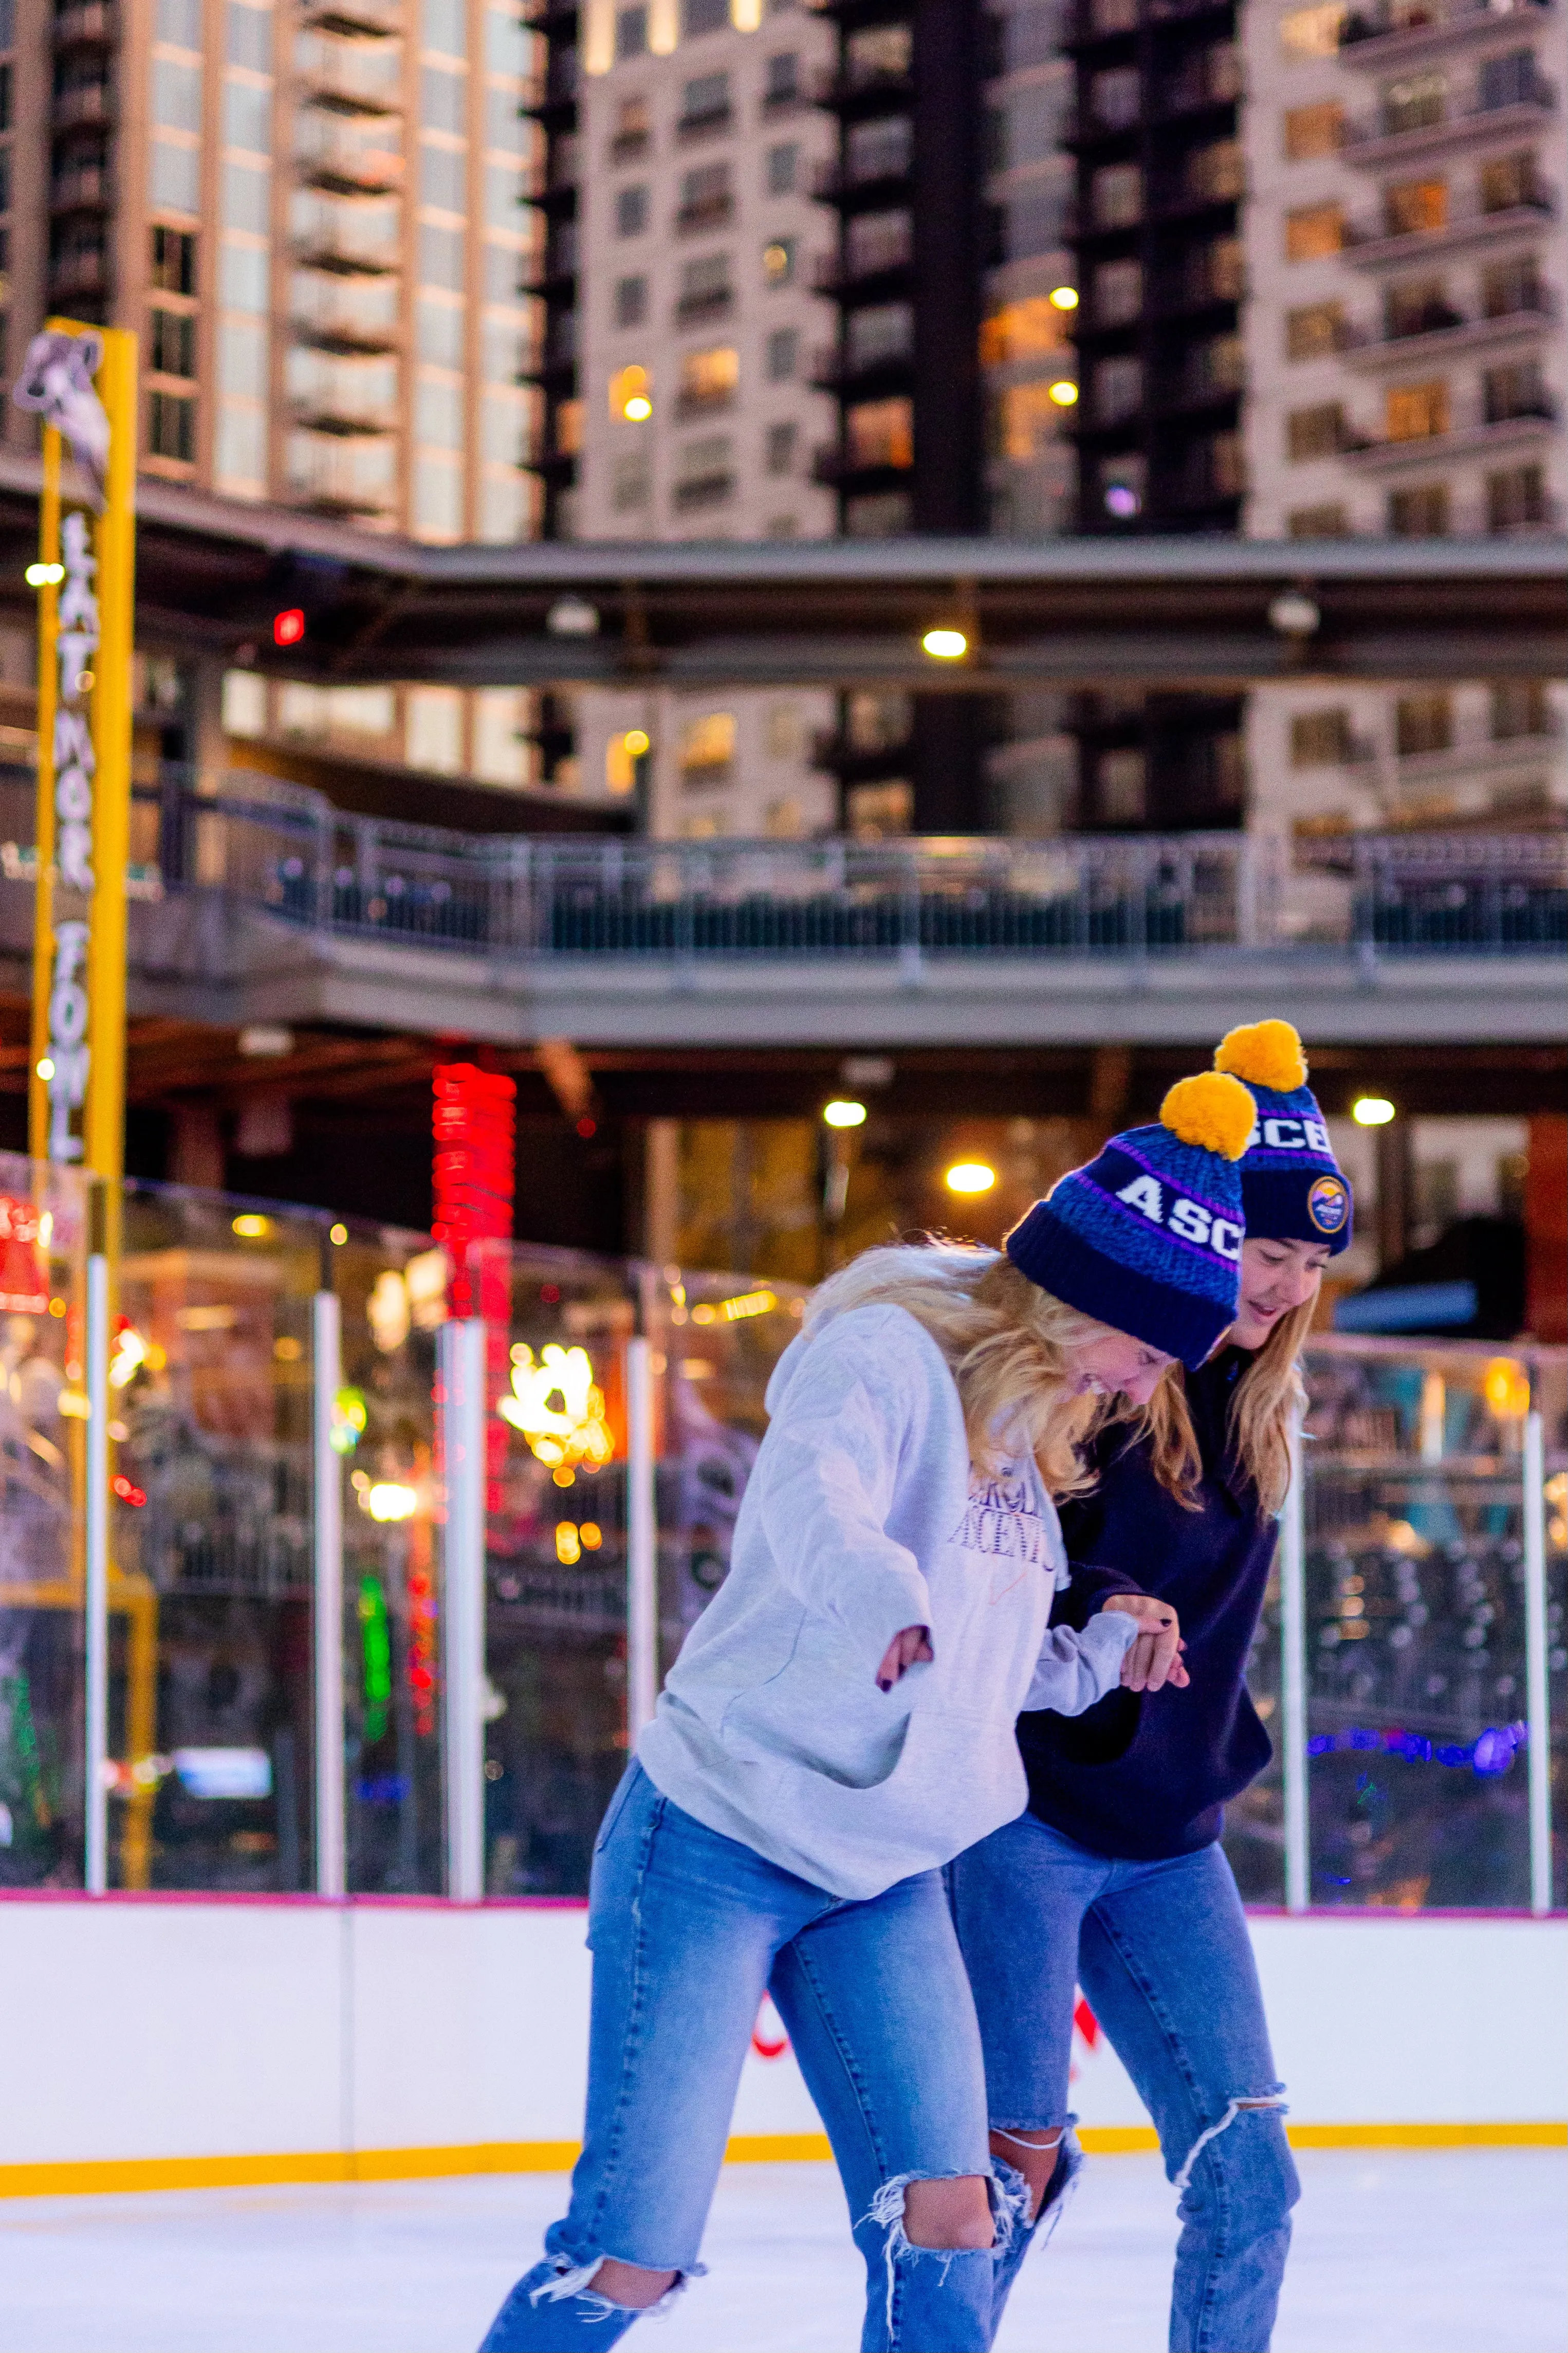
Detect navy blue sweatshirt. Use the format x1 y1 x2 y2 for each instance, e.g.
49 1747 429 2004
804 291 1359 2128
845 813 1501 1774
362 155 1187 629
1017 1348 1276 1862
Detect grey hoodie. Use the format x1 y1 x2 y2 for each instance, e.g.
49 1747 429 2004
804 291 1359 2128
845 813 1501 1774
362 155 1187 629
637 1296 1135 1901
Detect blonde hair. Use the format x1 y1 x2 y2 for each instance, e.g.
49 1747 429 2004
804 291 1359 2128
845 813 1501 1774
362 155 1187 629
805 1241 1130 1500
1145 1288 1316 1518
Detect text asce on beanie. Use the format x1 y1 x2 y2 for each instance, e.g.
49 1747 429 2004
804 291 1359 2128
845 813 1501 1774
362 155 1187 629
1005 1072 1254 1371
1214 1018 1354 1256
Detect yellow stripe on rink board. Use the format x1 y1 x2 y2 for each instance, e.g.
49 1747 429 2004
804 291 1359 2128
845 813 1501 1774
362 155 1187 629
0 2121 1560 2198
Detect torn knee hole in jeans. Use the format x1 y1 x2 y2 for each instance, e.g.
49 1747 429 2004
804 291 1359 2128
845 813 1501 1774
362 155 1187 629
862 2172 1013 2330
1173 2091 1290 2194
529 2253 703 2321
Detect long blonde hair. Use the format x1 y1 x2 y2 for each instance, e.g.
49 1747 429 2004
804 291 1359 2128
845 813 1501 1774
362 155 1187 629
804 1241 1132 1501
1143 1290 1315 1517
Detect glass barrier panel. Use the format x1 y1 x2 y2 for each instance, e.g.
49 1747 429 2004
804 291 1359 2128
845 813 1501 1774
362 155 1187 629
1221 1549 1286 1906
1536 1353 1567 1911
650 1267 807 1680
484 1245 640 1896
112 1184 323 1891
0 1154 90 1888
1299 1338 1557 1909
333 1221 446 1893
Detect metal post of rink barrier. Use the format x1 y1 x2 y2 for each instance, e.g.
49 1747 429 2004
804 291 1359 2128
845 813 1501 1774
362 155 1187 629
439 1316 487 1903
1522 1408 1552 1917
1280 1412 1309 1913
312 1288 345 1899
84 1241 109 1894
625 1335 658 1744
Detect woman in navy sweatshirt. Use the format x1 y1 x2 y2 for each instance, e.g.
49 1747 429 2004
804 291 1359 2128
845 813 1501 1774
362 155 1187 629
949 1022 1355 2353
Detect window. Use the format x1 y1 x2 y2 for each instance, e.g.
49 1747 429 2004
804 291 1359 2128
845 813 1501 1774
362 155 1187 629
1090 0 1136 29
1186 334 1244 395
679 710 735 777
1395 692 1452 756
673 434 733 508
846 396 913 468
612 451 651 513
1479 49 1537 111
1491 678 1547 738
615 185 649 237
418 293 465 365
1487 464 1546 531
765 704 802 759
420 222 465 286
1284 100 1344 159
421 143 468 214
150 306 196 376
1092 164 1142 228
765 326 797 380
1188 237 1243 301
762 236 795 285
615 275 647 327
0 61 11 130
151 223 197 294
152 56 202 133
765 420 796 474
997 381 1062 463
1383 178 1446 235
1382 71 1445 134
679 71 730 132
616 7 648 60
1388 482 1450 535
845 25 909 86
764 50 800 106
677 252 731 316
1480 152 1537 213
611 92 649 154
1290 709 1351 767
679 159 732 228
847 303 911 367
846 210 911 273
1386 275 1453 336
1091 66 1140 128
1287 402 1345 458
1289 502 1347 537
678 343 738 410
1094 355 1143 424
1385 379 1448 440
1482 256 1541 317
844 489 911 537
1096 749 1148 826
847 780 913 838
1280 3 1345 59
682 0 727 34
421 67 466 136
767 142 798 194
1285 203 1342 260
1286 301 1344 359
1186 140 1243 202
848 116 912 183
147 389 196 462
1483 362 1547 423
1092 260 1141 324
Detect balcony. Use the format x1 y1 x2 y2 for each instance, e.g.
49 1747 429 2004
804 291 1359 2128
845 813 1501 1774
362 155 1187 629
811 155 914 207
1339 0 1557 71
291 319 399 357
671 469 735 511
48 245 109 301
301 80 401 120
1341 87 1557 168
51 78 113 131
299 158 402 198
52 1 115 47
299 2 401 33
1342 296 1555 368
807 337 914 394
50 163 114 214
292 238 400 278
290 402 397 439
674 285 733 324
1343 399 1558 471
1344 197 1557 269
675 193 734 234
523 53 579 125
676 101 733 140
814 63 915 115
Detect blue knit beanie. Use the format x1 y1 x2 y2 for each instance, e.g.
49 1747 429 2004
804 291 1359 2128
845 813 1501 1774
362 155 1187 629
1214 1021 1354 1256
1005 1072 1255 1370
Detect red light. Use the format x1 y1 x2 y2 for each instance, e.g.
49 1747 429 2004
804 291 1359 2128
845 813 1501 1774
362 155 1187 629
112 1474 146 1508
576 1116 597 1139
273 608 306 647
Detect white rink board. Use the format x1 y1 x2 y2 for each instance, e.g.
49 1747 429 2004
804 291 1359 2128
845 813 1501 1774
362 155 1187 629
0 1900 1561 2172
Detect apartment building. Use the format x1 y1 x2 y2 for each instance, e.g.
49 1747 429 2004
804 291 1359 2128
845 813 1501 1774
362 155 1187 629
1 0 538 787
1242 0 1566 887
551 1 839 838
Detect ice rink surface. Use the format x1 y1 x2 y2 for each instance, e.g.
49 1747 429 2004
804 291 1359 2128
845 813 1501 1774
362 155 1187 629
0 2149 1561 2353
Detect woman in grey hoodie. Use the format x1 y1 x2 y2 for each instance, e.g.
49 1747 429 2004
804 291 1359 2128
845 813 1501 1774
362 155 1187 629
478 1073 1258 2353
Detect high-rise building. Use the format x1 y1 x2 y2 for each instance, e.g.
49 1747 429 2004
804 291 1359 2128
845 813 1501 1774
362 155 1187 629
1 0 540 787
1242 0 1565 891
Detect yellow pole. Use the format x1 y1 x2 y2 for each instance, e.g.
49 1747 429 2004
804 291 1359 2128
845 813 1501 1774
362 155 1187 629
85 325 136 1223
29 431 61 1164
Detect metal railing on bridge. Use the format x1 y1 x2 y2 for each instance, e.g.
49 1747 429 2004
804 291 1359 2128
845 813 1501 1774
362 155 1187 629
2 765 1564 965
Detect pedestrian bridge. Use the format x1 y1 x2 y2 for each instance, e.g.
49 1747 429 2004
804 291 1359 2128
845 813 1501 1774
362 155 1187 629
3 770 1563 1049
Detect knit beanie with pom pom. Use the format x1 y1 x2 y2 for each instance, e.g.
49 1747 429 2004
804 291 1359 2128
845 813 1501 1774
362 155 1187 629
1005 1071 1255 1369
1213 1018 1353 1256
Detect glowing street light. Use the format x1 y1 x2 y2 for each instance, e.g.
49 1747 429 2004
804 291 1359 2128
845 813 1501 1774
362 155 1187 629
1048 286 1079 311
823 1099 867 1128
1352 1097 1396 1127
921 627 968 660
1048 380 1079 406
946 1161 997 1196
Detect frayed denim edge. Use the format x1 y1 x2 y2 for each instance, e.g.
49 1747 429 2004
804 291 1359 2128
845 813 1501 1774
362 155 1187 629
1173 2090 1289 2196
861 2166 1022 2342
529 2252 707 2323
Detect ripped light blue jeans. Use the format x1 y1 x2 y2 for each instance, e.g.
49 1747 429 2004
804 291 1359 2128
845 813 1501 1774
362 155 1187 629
479 1763 1020 2353
949 1816 1300 2353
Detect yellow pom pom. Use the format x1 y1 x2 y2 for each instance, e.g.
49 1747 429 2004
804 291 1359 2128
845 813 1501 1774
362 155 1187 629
1160 1072 1256 1163
1213 1019 1307 1093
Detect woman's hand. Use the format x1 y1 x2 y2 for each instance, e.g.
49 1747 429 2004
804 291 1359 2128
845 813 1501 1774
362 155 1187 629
1101 1593 1189 1692
875 1625 934 1691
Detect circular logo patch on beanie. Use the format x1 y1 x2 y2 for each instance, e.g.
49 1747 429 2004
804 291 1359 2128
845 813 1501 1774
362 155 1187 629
1307 1174 1350 1234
